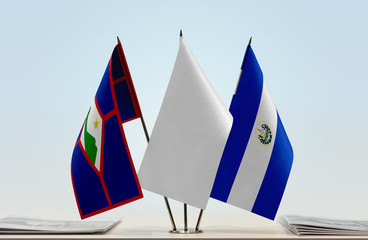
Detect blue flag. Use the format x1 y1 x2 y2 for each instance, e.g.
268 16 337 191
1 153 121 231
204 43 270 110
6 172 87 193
211 44 293 220
71 41 143 219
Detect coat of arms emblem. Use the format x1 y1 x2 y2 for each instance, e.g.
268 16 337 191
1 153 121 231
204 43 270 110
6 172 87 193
255 122 272 146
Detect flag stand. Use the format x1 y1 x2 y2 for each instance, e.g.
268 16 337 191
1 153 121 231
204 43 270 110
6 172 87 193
169 204 203 234
168 30 204 234
134 31 204 234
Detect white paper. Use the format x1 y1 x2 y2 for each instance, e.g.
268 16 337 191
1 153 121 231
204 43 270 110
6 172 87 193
138 37 232 209
280 215 368 236
0 216 119 234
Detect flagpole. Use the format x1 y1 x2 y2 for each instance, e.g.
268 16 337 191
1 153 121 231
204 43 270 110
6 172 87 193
195 209 203 231
179 29 204 234
164 195 177 231
116 36 177 232
234 36 252 95
180 29 190 233
140 116 177 231
184 203 188 232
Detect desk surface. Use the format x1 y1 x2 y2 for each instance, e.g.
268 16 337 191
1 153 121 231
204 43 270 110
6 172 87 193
0 213 367 240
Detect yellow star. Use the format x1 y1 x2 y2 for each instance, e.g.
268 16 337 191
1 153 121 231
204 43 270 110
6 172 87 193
93 119 99 129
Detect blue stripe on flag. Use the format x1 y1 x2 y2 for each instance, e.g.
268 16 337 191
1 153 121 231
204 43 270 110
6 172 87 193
71 144 109 216
102 115 141 205
211 46 263 202
251 113 293 220
96 63 115 116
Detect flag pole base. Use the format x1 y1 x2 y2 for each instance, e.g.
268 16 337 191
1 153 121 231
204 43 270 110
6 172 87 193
169 229 203 234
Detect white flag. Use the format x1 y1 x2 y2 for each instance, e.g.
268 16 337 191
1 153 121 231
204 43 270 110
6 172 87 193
138 37 233 209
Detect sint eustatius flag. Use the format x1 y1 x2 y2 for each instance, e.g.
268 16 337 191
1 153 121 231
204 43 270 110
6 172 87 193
211 43 293 220
71 41 143 219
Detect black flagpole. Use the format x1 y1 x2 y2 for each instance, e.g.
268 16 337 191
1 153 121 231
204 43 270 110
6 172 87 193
139 115 177 232
180 29 190 233
195 209 203 231
184 203 188 232
234 36 252 95
180 29 204 233
116 36 177 232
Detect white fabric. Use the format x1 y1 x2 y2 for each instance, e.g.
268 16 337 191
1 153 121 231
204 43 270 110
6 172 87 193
227 81 277 210
80 100 103 171
138 38 233 209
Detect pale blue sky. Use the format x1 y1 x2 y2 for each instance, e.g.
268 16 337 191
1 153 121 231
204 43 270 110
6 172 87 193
0 0 368 222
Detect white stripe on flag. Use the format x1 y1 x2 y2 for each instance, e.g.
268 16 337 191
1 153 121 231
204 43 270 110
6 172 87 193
227 81 277 210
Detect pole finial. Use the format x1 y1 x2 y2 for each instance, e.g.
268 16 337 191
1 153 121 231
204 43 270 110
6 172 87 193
117 36 121 44
180 29 183 37
248 36 252 45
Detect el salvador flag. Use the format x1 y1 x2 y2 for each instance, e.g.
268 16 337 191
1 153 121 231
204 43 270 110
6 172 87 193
210 42 293 220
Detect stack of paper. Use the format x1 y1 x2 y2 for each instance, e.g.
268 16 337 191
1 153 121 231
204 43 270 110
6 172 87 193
0 217 119 234
280 215 368 236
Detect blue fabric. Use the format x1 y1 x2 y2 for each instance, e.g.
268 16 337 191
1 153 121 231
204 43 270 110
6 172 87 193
71 144 109 216
241 45 251 70
211 46 263 202
111 47 125 81
96 63 115 116
114 80 138 122
251 113 293 220
102 115 141 205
